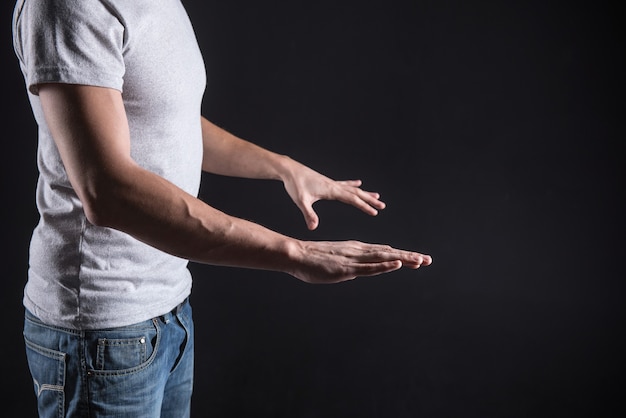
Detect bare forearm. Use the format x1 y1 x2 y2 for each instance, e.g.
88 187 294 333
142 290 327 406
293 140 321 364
91 161 297 273
200 116 294 180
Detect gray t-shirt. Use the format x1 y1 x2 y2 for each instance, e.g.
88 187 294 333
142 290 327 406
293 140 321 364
12 0 206 329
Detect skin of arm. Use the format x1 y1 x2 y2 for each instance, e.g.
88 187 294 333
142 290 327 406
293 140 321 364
38 83 432 284
200 117 386 231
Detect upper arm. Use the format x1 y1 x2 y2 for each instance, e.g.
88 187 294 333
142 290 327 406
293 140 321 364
38 83 134 222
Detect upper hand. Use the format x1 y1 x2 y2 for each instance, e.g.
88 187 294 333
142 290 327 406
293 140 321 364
280 159 386 230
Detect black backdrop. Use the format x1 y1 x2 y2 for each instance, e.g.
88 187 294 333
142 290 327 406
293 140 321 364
2 0 624 417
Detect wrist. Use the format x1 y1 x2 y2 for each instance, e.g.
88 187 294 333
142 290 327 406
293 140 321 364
273 154 300 183
281 237 306 277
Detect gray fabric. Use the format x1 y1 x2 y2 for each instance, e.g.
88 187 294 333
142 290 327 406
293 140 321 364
12 0 206 329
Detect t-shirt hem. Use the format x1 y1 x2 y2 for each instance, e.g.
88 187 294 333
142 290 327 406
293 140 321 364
23 286 192 330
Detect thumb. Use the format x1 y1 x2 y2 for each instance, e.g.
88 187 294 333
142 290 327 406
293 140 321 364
300 204 319 230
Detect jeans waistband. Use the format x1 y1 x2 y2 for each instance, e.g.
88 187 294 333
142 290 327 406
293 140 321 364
159 297 189 324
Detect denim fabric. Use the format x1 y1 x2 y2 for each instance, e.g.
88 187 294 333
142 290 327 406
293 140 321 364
23 299 194 418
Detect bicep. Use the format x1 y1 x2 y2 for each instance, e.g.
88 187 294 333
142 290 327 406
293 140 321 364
38 83 133 204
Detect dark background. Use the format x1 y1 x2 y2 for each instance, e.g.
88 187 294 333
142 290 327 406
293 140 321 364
2 0 624 417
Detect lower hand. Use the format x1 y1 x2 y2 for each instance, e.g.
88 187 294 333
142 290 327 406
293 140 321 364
288 240 433 284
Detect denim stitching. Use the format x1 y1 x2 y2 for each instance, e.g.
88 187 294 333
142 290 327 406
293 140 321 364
86 318 161 377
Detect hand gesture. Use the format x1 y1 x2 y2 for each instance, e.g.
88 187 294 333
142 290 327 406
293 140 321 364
289 240 433 284
281 159 386 230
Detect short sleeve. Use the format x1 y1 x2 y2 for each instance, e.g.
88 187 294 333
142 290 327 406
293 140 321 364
13 0 125 95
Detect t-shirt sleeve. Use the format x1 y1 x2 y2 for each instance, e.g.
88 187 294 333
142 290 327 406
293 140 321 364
13 0 125 95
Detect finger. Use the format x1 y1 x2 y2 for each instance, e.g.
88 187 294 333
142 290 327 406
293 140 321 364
360 251 423 267
335 189 381 216
348 244 431 268
299 203 319 230
364 191 381 200
354 188 386 210
397 253 432 269
335 182 385 210
350 260 403 277
336 179 363 187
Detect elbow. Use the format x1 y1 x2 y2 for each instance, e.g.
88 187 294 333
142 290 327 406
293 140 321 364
78 180 123 228
82 199 110 227
67 158 141 228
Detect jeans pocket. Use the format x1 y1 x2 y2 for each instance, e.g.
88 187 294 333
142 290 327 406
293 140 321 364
86 318 160 376
23 336 66 418
96 335 148 370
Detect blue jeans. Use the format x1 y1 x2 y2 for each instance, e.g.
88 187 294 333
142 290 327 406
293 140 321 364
23 299 194 418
